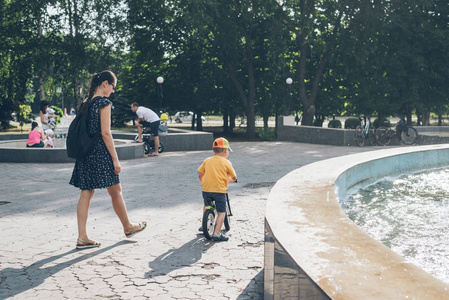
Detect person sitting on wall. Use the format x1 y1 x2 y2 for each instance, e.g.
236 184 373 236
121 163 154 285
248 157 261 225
45 129 54 148
26 121 49 148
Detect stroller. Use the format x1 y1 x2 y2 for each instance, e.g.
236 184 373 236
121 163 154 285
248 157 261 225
135 116 168 154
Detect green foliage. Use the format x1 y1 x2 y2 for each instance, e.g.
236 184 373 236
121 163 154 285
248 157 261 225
111 94 135 127
50 106 63 124
50 106 63 118
18 105 34 132
4 0 449 133
256 127 277 141
328 120 342 128
0 0 31 129
344 118 360 129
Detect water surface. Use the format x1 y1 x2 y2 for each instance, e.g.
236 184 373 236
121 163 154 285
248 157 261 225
341 168 449 284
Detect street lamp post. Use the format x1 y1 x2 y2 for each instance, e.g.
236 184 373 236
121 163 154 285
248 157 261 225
157 76 164 113
56 87 63 115
286 78 293 117
286 77 293 95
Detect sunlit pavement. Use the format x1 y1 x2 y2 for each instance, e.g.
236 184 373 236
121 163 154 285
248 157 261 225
0 141 378 299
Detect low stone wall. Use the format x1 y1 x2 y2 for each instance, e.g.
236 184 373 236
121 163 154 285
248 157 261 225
0 128 213 163
277 123 357 146
277 116 449 146
0 139 143 163
264 144 449 299
111 127 214 152
277 116 363 146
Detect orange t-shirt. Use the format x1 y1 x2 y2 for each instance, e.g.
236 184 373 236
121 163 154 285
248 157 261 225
198 155 236 193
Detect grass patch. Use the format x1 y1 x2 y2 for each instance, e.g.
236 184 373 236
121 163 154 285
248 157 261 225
0 123 29 133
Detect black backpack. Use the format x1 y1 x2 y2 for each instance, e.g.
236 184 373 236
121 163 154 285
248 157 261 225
66 98 99 159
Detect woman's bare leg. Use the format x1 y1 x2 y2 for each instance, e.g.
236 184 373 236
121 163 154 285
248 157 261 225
107 183 146 233
77 189 95 241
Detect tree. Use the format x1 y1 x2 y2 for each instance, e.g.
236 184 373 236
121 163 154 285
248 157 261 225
18 105 34 132
122 0 170 112
276 0 355 126
178 0 286 137
339 0 449 125
0 0 33 128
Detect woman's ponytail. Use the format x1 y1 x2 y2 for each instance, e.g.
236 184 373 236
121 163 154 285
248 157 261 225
81 70 116 115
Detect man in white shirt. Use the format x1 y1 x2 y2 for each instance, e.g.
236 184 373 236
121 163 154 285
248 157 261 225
131 102 161 156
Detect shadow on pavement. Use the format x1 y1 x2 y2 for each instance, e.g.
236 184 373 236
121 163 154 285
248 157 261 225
0 240 135 298
145 235 214 278
237 269 264 299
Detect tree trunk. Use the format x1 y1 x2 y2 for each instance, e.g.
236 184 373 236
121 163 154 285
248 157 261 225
230 109 236 132
422 110 430 126
39 70 46 103
37 5 47 105
223 55 257 138
245 102 256 138
196 110 203 131
377 113 382 127
407 112 413 126
223 106 229 133
301 104 316 126
417 113 422 126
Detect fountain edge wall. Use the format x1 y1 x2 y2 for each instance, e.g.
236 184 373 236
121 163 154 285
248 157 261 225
0 129 213 163
265 144 449 299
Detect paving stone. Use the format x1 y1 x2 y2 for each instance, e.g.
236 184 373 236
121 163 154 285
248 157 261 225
0 142 375 299
0 289 11 299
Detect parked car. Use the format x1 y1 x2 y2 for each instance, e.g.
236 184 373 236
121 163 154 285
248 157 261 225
174 111 206 123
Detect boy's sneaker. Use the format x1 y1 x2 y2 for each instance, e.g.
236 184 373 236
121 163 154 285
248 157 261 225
211 234 229 242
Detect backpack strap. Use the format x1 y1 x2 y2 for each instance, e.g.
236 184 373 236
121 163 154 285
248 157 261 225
79 96 103 137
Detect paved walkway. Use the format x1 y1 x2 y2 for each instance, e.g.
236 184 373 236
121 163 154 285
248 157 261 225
0 142 378 299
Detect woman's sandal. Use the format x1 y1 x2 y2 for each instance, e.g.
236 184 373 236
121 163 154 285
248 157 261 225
125 221 147 238
76 238 101 249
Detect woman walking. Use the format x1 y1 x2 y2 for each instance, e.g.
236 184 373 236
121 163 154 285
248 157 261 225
70 70 146 249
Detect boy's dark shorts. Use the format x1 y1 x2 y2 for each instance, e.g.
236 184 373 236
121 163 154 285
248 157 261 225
140 120 160 137
202 192 226 213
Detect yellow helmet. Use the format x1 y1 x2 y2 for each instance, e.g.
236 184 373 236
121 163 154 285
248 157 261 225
160 113 168 121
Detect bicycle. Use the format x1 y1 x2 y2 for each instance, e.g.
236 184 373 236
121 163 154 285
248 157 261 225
202 192 233 240
375 117 418 146
355 115 376 147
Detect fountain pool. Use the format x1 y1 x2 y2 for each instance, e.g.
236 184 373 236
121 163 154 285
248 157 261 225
342 167 449 284
0 128 213 162
265 144 449 299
